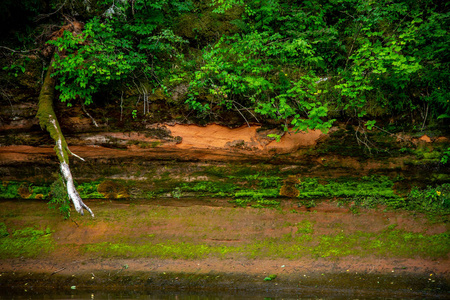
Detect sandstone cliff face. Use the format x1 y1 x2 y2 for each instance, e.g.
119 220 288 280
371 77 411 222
0 87 449 188
0 103 448 184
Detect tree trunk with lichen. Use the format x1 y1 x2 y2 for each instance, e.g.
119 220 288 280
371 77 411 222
36 58 94 217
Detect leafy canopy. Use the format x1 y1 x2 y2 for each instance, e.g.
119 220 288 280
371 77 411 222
36 0 450 130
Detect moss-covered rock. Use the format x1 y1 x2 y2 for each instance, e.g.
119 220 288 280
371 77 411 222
279 175 300 198
97 180 129 199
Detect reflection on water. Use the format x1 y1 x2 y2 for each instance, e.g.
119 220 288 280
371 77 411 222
0 289 442 300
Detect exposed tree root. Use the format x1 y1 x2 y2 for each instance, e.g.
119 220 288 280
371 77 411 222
36 58 94 217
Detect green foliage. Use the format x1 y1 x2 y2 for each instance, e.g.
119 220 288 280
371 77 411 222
0 223 9 238
259 176 281 188
234 189 279 199
47 178 102 219
230 196 280 209
0 181 52 199
441 148 450 164
264 274 277 281
365 120 376 130
297 176 398 200
295 177 450 216
0 180 102 205
187 30 334 132
77 181 104 198
49 19 146 105
2 57 29 77
48 176 71 219
181 181 238 197
190 0 449 128
293 176 444 213
267 133 281 142
211 0 244 13
334 8 423 117
406 184 450 214
171 187 182 199
3 0 449 131
179 175 281 208
0 181 20 198
47 0 189 106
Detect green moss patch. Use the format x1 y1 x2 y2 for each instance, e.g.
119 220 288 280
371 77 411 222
0 223 55 258
0 181 52 199
83 225 450 260
297 176 398 200
0 180 106 200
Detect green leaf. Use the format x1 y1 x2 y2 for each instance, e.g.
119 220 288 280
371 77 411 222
437 114 450 120
264 274 277 281
267 134 281 142
365 120 376 130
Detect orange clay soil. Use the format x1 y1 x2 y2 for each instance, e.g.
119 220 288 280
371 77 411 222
0 124 324 164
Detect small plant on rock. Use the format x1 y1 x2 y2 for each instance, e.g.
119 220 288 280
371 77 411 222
48 175 71 220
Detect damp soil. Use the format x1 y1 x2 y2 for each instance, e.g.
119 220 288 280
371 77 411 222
0 199 449 298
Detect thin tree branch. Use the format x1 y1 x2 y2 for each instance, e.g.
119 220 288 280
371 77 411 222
81 103 99 127
233 104 250 127
0 46 38 53
233 101 260 123
34 0 67 22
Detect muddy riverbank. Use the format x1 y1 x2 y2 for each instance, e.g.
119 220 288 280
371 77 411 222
0 199 449 298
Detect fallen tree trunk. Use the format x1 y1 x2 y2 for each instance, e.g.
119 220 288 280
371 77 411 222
36 59 94 217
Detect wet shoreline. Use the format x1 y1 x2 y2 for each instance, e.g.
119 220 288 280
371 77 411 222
1 268 449 299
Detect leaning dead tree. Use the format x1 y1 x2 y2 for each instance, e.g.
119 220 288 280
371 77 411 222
36 58 94 217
